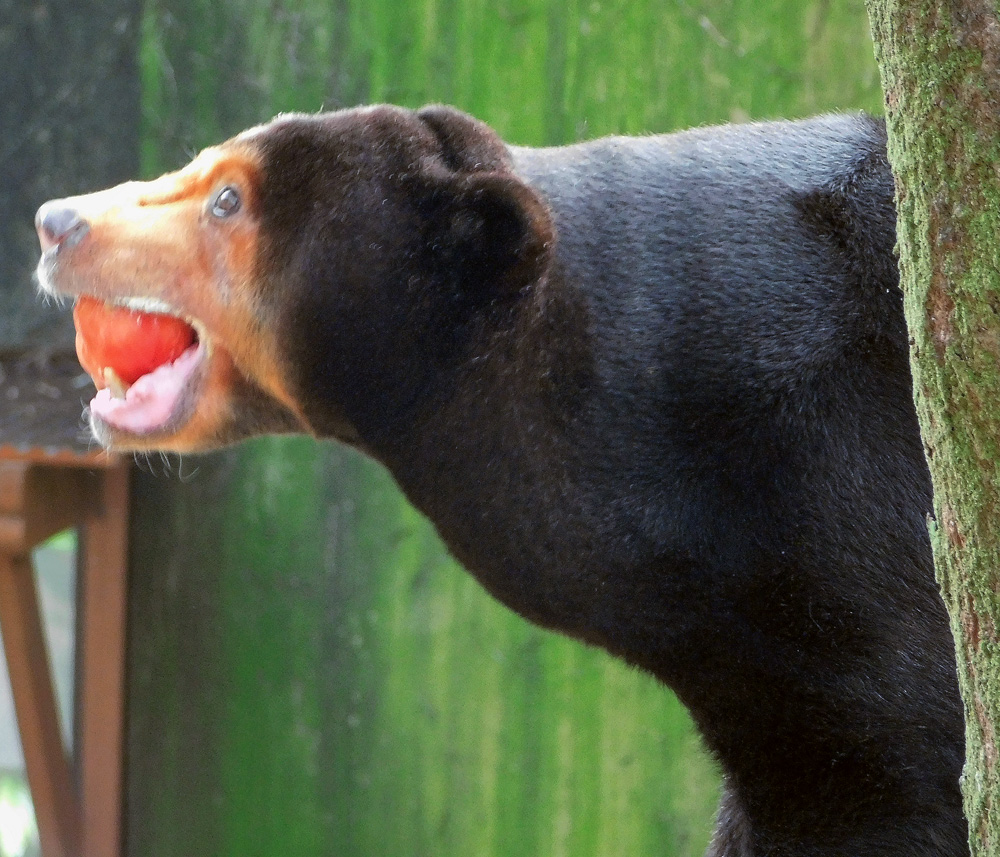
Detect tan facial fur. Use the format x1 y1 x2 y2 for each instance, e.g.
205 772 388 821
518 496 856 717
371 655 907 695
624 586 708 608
36 144 308 450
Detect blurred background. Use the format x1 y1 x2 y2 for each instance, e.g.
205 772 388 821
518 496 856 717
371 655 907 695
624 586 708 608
1 0 883 854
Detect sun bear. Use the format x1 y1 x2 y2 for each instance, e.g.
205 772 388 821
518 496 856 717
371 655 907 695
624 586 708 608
35 105 966 856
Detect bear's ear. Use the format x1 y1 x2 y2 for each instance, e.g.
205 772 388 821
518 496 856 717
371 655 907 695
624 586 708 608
416 106 555 296
440 171 555 296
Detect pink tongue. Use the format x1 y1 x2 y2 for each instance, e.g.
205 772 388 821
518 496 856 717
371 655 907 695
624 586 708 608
89 345 200 434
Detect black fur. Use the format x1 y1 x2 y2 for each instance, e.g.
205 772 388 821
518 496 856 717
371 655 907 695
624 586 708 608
244 106 966 856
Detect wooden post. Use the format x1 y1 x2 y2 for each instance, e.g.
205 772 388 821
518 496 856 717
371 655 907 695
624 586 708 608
78 464 130 857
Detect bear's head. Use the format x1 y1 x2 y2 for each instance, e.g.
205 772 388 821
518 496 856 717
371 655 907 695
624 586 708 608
35 105 555 452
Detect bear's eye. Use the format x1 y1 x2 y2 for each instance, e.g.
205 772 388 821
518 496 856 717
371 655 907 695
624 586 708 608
211 186 241 218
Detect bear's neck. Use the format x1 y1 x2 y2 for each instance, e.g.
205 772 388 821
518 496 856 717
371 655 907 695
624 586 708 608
372 274 633 642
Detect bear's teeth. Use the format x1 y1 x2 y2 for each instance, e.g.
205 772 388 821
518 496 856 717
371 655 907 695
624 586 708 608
103 367 130 399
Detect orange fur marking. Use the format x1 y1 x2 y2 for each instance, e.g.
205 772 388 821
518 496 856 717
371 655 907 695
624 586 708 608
40 144 310 448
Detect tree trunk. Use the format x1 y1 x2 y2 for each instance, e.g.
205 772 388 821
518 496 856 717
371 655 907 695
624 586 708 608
865 2 1000 853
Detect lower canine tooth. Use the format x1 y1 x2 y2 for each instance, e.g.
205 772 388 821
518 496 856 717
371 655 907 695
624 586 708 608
103 367 129 399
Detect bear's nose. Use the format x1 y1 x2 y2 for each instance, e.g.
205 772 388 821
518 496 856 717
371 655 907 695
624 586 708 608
35 202 89 252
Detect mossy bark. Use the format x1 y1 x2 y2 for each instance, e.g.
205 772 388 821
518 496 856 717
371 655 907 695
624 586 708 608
865 2 1000 853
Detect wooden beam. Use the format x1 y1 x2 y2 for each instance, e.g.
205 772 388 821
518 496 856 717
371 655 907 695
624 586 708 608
0 552 80 857
0 462 90 555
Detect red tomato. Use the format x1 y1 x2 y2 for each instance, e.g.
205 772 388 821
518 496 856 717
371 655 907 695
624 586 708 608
73 295 197 387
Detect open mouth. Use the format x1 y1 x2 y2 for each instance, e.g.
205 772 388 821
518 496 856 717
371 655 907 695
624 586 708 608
73 295 208 436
